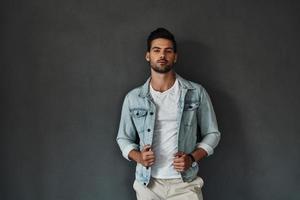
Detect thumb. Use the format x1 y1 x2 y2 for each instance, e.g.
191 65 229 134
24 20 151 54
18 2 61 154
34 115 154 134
142 145 151 152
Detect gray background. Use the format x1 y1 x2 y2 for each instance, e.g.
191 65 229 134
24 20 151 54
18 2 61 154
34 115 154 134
1 0 300 200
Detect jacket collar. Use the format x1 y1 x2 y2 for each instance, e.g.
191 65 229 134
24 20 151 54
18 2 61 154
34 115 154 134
138 72 195 98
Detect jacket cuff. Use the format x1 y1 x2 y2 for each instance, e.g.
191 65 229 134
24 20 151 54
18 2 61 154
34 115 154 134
196 142 214 156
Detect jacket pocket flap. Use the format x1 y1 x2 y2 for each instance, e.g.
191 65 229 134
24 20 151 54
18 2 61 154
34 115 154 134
131 109 148 118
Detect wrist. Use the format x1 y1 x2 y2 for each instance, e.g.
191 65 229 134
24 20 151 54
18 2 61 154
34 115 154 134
129 149 142 164
188 153 195 163
191 148 208 162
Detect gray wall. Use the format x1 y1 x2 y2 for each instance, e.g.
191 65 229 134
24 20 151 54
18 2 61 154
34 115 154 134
1 1 300 200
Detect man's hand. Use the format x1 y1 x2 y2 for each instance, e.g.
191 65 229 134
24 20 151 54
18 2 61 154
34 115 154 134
138 145 155 167
173 151 193 172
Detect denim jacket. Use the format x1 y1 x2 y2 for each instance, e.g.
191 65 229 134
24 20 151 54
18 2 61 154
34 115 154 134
116 73 221 186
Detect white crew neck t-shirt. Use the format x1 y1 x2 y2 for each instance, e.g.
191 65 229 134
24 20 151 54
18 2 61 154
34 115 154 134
149 79 181 179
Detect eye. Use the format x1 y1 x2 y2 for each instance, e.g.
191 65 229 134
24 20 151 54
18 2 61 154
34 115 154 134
166 49 174 53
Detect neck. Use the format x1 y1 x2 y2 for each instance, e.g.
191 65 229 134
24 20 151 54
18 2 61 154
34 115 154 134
150 70 176 92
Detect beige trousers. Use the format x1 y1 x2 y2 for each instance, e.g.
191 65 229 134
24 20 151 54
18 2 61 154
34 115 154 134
133 177 204 200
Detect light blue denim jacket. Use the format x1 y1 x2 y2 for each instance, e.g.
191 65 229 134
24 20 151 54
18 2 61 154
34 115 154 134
116 73 220 186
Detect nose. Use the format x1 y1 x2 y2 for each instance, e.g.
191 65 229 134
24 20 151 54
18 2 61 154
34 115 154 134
160 52 166 59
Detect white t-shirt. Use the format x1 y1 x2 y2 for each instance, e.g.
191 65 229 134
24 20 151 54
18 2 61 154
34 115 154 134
150 78 181 179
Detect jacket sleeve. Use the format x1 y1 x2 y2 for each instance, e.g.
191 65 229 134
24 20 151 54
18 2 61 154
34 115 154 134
116 94 139 161
196 87 221 156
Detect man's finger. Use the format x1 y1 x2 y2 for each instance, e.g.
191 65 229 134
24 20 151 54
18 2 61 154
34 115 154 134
144 155 154 160
146 158 155 163
144 151 154 156
145 154 155 159
173 162 184 167
173 161 184 167
174 166 184 172
146 161 155 167
173 157 184 163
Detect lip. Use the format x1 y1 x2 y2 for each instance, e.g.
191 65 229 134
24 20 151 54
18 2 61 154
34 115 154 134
157 60 167 64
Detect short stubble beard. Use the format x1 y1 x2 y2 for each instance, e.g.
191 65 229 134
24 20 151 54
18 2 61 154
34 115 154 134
150 63 173 74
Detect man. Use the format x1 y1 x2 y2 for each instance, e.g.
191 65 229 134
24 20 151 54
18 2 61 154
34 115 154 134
116 28 220 200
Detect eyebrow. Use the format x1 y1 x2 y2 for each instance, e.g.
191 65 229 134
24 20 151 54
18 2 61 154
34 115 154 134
151 47 174 50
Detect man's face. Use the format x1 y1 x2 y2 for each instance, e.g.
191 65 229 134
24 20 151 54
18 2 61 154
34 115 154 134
146 38 177 74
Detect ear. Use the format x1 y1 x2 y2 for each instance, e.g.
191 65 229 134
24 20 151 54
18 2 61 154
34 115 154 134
174 53 178 63
145 52 150 61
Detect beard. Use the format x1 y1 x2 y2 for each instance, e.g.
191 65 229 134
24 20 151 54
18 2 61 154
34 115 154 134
150 61 173 74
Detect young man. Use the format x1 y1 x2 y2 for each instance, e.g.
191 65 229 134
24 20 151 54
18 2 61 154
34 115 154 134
116 28 221 200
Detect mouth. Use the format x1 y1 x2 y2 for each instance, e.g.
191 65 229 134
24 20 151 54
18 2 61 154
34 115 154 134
157 60 167 64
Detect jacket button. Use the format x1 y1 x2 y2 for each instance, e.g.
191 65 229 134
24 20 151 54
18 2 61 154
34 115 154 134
147 129 151 132
189 105 193 109
144 183 146 185
150 112 154 115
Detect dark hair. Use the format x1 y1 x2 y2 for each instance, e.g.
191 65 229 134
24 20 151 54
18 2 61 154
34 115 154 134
147 28 177 52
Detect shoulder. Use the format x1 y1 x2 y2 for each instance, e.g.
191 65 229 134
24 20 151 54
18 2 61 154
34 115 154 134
190 80 205 91
180 76 207 94
178 76 211 104
125 85 143 99
122 83 145 106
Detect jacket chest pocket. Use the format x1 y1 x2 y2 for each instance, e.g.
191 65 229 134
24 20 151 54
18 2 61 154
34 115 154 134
130 108 148 133
182 102 199 126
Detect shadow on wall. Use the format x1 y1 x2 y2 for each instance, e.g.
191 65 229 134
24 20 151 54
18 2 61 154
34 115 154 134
177 40 257 200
